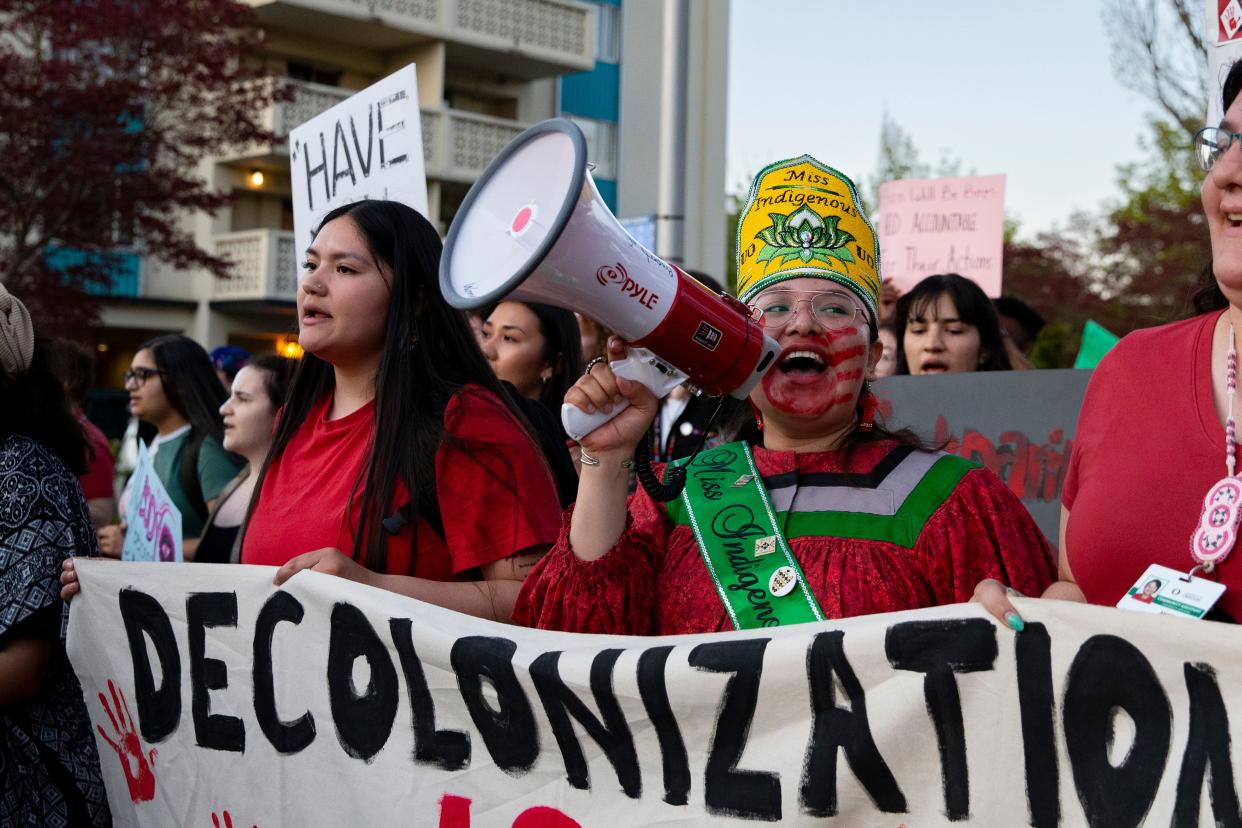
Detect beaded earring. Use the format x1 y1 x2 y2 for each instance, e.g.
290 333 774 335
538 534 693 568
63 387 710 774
860 384 878 432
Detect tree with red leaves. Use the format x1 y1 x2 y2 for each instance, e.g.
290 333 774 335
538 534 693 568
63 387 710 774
0 0 285 331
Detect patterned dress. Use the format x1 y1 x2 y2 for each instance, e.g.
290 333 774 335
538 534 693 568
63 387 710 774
0 435 109 827
516 439 1057 635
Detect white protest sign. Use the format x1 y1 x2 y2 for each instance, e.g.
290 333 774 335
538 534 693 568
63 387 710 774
289 64 427 259
1209 0 1242 125
877 175 1005 296
68 560 1242 827
120 442 182 562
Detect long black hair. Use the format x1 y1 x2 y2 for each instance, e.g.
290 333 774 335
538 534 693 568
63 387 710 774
1 339 91 474
894 274 1012 374
1192 61 1242 315
138 334 228 441
525 302 582 419
255 199 543 571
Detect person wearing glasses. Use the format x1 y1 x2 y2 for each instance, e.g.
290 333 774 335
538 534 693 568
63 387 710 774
95 335 241 558
516 157 1054 636
976 61 1242 627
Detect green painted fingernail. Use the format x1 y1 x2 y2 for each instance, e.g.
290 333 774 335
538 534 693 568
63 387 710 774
1005 612 1025 632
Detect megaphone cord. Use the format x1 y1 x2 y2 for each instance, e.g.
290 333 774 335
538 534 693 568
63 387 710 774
635 396 728 503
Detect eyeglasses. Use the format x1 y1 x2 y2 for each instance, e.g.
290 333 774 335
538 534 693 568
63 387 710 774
1194 127 1242 172
123 367 162 388
749 290 865 331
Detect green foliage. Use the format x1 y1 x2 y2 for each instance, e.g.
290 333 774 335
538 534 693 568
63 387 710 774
725 107 1209 350
866 112 972 211
866 113 930 210
1030 322 1073 370
1093 117 1209 326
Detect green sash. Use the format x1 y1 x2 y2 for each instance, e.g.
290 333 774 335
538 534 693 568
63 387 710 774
673 442 825 630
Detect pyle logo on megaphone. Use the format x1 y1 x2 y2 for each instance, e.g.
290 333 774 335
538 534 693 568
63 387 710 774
595 262 661 310
439 117 779 411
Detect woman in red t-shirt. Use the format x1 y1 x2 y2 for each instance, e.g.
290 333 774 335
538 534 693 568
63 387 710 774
64 200 562 622
976 62 1242 626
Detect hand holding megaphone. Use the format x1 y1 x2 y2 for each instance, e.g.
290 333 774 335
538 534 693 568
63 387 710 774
564 338 667 453
562 343 688 442
439 118 781 498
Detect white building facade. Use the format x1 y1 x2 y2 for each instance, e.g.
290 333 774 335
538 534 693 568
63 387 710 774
93 0 729 387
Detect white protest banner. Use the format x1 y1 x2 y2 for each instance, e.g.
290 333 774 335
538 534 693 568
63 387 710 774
289 64 427 258
68 560 1242 827
1208 0 1242 125
876 175 1005 296
120 442 181 562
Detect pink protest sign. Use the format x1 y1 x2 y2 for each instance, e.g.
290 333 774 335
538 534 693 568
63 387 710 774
877 174 1006 297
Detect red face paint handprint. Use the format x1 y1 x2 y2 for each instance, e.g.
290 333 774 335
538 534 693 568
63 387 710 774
211 811 258 828
96 679 157 803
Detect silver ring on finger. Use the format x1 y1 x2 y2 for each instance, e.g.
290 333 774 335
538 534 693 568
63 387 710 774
583 356 608 376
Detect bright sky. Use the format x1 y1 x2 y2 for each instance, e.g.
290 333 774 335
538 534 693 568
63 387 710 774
727 0 1166 238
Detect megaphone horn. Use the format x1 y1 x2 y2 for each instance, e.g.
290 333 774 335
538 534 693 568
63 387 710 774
439 118 779 443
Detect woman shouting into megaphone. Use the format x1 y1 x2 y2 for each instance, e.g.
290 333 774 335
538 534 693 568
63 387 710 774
515 157 1056 635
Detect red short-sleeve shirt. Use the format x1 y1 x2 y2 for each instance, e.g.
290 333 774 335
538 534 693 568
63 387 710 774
77 415 114 502
1064 310 1242 619
241 385 561 578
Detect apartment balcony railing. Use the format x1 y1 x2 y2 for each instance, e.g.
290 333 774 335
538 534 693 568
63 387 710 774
422 108 527 181
246 0 595 75
261 81 526 181
452 0 594 69
270 81 352 140
212 229 298 303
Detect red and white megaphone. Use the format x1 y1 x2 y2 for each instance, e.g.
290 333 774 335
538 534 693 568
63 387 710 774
439 118 779 441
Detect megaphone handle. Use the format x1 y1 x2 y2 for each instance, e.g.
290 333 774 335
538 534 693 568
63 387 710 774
561 398 633 443
560 349 686 442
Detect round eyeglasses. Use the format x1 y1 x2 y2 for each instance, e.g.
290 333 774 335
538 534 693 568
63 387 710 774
1194 127 1242 172
749 290 865 331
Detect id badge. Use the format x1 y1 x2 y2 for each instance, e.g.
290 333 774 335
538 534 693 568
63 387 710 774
1116 563 1226 620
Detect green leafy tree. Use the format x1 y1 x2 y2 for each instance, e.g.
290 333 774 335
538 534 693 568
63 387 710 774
1094 119 1209 326
0 0 286 330
1002 0 1213 365
866 113 971 214
866 113 929 213
1091 0 1211 335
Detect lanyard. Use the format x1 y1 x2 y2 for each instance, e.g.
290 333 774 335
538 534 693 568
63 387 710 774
1191 323 1241 573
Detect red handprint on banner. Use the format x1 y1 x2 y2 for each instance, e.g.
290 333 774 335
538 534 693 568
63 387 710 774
96 679 157 803
211 811 258 828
